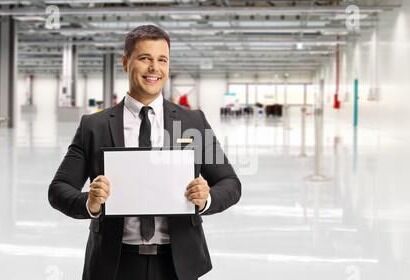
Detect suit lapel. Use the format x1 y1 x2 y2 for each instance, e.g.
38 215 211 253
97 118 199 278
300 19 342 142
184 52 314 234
163 98 178 147
106 100 126 241
108 100 125 147
163 99 179 235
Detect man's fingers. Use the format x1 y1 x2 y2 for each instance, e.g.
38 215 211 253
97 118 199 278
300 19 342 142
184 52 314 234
185 185 209 198
186 191 208 200
90 187 109 198
90 186 108 197
187 176 207 188
186 181 209 191
91 181 108 190
88 176 111 209
93 176 111 186
96 197 106 204
186 184 201 193
186 178 201 189
185 177 209 205
90 194 107 204
187 191 209 200
91 181 111 194
90 181 110 196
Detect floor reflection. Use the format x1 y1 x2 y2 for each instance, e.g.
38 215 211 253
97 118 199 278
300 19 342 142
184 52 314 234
0 109 409 280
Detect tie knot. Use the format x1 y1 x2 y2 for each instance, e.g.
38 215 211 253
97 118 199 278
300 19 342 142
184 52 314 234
139 106 152 119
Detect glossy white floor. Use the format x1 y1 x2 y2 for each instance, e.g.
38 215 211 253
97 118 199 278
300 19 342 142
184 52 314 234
1 105 409 280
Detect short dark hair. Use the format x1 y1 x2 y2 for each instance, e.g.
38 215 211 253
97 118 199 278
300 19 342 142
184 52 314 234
124 25 170 57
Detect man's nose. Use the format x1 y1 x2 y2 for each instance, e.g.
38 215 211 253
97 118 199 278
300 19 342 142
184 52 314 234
148 60 159 72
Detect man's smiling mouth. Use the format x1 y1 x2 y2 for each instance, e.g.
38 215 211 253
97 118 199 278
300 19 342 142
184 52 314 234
143 75 162 82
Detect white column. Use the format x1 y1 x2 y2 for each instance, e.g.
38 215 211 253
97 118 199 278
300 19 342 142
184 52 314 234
0 16 17 127
103 53 115 109
59 42 78 107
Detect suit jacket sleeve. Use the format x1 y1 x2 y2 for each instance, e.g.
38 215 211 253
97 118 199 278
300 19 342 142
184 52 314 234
48 115 91 219
198 110 241 215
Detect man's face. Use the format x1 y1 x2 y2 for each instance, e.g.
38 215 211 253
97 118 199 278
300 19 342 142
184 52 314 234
122 39 169 101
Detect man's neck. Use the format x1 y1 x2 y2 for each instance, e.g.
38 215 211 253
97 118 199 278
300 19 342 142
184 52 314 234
128 91 161 106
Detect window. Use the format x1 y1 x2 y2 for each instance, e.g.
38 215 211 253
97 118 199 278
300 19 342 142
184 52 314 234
227 84 246 105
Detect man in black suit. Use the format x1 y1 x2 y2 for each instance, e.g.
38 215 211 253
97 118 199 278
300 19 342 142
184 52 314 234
48 25 241 280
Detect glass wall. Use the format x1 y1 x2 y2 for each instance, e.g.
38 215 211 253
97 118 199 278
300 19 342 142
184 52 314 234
227 83 314 106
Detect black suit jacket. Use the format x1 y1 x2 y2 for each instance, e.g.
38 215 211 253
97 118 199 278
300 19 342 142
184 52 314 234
48 98 241 280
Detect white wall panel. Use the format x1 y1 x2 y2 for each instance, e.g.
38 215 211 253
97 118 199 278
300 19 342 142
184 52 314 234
32 76 57 115
198 74 226 127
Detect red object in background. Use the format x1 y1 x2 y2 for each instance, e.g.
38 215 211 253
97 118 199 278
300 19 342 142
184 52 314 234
333 94 341 109
333 41 341 110
178 94 191 109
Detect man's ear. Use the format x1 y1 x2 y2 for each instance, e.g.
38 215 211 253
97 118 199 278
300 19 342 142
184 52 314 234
121 55 128 73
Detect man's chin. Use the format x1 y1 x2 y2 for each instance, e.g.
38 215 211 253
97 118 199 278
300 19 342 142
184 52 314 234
128 89 161 100
146 91 161 96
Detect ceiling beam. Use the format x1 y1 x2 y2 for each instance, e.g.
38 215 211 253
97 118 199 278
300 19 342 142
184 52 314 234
0 5 396 17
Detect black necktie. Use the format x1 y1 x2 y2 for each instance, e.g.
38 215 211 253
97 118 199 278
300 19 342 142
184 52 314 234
138 106 155 241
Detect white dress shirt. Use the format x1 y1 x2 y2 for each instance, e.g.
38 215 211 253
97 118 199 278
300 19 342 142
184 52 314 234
87 93 211 245
122 93 170 245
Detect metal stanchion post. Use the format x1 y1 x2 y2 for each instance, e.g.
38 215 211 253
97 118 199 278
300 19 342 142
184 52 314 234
300 84 308 157
307 79 331 181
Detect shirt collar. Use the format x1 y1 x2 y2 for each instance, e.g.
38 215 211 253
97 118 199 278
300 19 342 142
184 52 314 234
124 93 163 118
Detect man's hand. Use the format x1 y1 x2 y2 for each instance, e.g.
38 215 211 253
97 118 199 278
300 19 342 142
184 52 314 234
87 175 111 215
185 176 210 211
